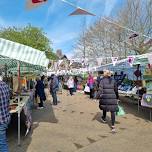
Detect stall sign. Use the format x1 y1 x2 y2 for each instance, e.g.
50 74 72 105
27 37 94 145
141 94 152 108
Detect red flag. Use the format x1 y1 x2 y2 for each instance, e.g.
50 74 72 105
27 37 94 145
32 0 47 3
26 0 47 10
69 8 95 16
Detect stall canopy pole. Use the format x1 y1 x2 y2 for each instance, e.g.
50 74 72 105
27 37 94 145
17 61 21 146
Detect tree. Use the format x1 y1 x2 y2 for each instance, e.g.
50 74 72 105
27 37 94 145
117 0 152 54
0 25 57 59
74 0 152 64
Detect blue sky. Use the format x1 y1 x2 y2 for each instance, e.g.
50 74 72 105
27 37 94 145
0 0 125 58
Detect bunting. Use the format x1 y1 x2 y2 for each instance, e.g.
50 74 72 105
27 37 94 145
127 56 135 67
111 57 118 66
26 0 47 10
69 8 95 16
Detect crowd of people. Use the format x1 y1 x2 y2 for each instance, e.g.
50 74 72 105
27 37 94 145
0 70 120 151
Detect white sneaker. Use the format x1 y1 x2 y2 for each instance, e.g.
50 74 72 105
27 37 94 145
37 107 44 110
111 126 116 133
101 117 106 123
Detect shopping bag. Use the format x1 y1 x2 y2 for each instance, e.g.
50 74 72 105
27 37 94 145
35 96 41 104
116 105 125 116
84 85 90 92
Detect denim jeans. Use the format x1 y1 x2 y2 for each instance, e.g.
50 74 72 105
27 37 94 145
0 123 9 152
51 90 57 105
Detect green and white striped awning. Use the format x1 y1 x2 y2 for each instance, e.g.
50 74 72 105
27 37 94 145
0 56 46 73
0 38 49 68
133 53 151 66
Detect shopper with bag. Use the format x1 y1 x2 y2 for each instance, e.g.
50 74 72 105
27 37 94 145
87 73 94 99
67 76 74 96
96 70 119 132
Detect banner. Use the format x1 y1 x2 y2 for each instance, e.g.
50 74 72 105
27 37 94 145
127 56 135 67
111 57 118 66
141 94 152 108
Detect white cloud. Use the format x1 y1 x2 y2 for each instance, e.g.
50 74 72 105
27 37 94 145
46 0 56 22
52 32 78 44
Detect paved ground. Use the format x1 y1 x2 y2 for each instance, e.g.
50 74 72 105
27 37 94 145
8 90 152 152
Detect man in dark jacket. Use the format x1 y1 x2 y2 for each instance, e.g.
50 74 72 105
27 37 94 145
35 76 46 109
97 70 119 132
49 74 59 105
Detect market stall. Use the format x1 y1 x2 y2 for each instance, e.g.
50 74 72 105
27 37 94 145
133 53 152 120
96 52 152 120
0 38 49 145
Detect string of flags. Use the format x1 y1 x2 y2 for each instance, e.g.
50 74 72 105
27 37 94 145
26 0 95 16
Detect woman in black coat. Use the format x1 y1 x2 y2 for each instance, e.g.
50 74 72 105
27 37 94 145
97 70 119 132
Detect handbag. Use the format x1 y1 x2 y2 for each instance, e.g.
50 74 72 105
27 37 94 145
116 105 125 116
35 96 41 104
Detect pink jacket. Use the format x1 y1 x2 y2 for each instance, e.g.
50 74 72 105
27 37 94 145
87 76 94 88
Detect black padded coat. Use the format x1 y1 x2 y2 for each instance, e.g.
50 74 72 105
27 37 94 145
97 77 119 112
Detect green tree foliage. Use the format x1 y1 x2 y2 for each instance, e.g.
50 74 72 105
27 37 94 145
0 25 57 60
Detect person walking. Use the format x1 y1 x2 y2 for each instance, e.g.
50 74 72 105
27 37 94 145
97 70 119 132
74 76 78 92
87 74 94 99
67 76 74 96
93 78 98 99
0 76 10 152
35 76 46 109
49 74 59 105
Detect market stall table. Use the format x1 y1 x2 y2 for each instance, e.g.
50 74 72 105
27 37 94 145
9 95 32 145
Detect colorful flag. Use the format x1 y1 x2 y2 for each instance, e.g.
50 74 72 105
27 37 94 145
111 57 118 66
32 0 47 3
69 8 95 16
127 56 135 67
26 0 47 10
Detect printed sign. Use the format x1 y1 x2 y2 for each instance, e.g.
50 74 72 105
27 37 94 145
141 94 152 108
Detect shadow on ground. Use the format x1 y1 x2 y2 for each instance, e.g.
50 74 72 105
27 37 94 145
32 101 58 123
119 97 151 123
8 101 58 152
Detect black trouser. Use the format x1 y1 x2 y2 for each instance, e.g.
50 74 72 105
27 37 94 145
102 110 115 126
38 99 43 107
69 88 73 95
90 88 94 98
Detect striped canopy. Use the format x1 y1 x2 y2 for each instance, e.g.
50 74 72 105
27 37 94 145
133 53 151 66
0 38 49 68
